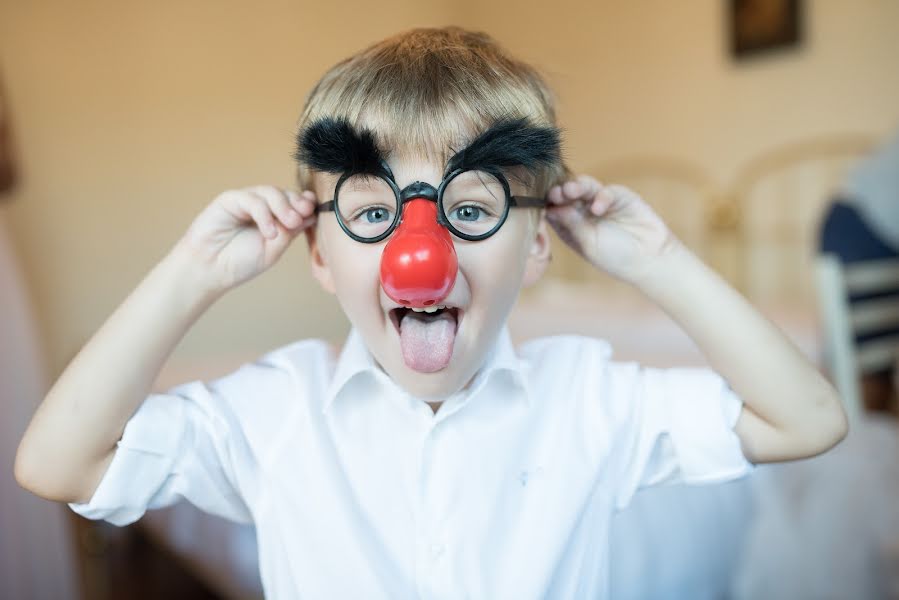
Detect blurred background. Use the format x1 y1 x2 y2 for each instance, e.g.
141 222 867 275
1 1 897 598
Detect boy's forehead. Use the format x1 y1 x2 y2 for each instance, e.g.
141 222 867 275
384 158 443 189
308 161 444 198
356 121 460 182
347 119 483 178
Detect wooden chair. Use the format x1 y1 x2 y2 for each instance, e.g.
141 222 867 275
815 253 899 422
730 135 876 305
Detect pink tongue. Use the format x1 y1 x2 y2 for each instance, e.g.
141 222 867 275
399 311 457 373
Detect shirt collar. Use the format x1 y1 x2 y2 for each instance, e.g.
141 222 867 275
323 325 528 414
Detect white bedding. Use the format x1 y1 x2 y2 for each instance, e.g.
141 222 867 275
730 414 899 599
605 413 899 599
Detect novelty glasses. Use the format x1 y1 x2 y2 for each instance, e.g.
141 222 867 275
316 162 547 243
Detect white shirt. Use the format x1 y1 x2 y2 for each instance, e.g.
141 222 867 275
70 326 754 599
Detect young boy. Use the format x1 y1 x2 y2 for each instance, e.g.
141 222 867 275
16 26 847 599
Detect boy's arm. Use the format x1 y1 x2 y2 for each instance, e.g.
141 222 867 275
633 238 848 464
15 186 317 504
15 249 220 503
545 177 848 465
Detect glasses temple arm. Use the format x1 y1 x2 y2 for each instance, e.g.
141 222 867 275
315 200 337 213
509 195 547 208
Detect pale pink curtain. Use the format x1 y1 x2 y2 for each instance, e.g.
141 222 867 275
0 205 80 599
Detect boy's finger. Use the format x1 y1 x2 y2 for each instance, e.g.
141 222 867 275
589 187 615 216
290 190 317 217
295 211 317 230
546 205 587 251
288 190 319 230
548 181 587 205
546 203 582 228
237 194 279 239
253 186 302 230
562 180 583 199
547 185 566 205
284 213 316 239
577 175 602 200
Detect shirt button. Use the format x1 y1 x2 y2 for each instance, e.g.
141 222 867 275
429 543 445 559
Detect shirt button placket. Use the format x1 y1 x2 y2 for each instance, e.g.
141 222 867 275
429 542 445 560
416 415 451 598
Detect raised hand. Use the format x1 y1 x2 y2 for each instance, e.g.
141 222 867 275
544 175 678 284
174 185 317 294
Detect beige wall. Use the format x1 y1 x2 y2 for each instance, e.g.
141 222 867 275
471 1 899 179
0 1 456 375
1 0 897 378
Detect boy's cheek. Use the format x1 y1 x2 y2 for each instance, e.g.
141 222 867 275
327 236 385 292
306 220 380 301
456 232 530 298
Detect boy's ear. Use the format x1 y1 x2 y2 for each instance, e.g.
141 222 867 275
522 214 551 288
304 225 336 294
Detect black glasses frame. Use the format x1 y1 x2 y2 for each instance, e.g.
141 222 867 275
315 163 546 243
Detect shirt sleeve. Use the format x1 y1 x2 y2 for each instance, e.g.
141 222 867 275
67 377 257 527
612 364 755 512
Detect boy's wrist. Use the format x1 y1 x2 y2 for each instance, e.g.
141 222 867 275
630 238 727 314
161 243 229 309
630 236 692 294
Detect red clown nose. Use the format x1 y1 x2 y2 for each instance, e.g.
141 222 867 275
379 198 457 307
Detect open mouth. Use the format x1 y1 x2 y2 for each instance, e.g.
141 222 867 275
389 306 462 373
389 305 461 333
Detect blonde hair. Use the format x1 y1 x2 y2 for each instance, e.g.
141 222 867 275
294 26 572 198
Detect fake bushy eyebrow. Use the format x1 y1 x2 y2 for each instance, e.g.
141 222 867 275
444 117 561 177
293 117 387 175
293 115 561 178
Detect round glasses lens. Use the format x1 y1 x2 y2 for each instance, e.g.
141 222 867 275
335 174 398 240
442 170 507 237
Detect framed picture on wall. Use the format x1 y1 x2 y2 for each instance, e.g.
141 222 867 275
0 72 17 195
729 0 803 59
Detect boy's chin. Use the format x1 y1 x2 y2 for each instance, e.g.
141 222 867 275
388 362 469 402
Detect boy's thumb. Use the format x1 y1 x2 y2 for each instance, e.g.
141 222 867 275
546 204 582 230
545 205 585 254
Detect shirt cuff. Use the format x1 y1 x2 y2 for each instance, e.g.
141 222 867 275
68 394 187 526
669 377 756 484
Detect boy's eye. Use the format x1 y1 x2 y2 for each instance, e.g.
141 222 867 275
364 207 392 223
452 205 482 222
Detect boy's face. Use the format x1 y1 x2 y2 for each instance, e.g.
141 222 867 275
306 158 551 400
